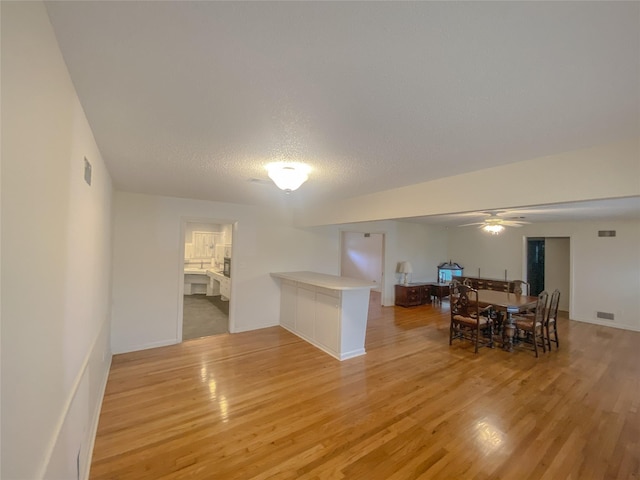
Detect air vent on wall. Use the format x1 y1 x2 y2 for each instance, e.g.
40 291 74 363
596 311 615 321
84 157 92 186
598 230 616 237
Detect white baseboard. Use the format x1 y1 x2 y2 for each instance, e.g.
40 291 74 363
82 353 112 480
112 338 178 354
572 317 640 332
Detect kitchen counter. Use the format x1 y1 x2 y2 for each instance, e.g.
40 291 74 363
271 271 375 360
207 269 230 300
206 269 225 279
183 267 230 299
270 271 375 290
184 268 208 274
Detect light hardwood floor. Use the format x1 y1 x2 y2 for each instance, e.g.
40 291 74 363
90 296 639 479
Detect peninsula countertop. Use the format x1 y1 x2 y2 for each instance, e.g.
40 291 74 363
270 271 376 290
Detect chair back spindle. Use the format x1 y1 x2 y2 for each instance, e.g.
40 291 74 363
545 289 561 350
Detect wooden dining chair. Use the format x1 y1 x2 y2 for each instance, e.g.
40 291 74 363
512 291 548 357
449 285 494 353
545 289 561 350
511 280 530 295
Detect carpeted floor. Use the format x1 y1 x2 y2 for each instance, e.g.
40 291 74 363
183 294 229 340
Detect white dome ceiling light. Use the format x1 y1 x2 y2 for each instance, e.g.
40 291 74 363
266 162 311 193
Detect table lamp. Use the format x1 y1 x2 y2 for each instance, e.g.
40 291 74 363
398 261 413 286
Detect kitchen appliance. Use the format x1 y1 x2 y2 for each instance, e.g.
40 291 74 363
223 257 231 277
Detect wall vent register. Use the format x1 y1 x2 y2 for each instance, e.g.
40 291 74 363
84 157 92 186
596 311 615 320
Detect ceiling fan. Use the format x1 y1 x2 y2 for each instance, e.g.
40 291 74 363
458 211 530 234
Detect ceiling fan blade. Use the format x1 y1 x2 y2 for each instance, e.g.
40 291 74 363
457 222 484 227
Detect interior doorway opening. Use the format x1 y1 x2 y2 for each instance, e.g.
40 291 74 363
527 238 545 296
181 220 233 341
525 236 570 313
340 231 384 304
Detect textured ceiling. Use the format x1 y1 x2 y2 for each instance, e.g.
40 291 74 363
45 1 639 218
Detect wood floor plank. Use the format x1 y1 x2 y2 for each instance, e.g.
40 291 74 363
90 299 640 479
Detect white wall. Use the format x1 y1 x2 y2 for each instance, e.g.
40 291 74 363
111 192 346 353
545 237 570 311
395 221 449 284
335 221 448 305
1 3 113 479
446 219 640 331
111 197 451 353
341 232 384 290
447 225 524 280
568 221 640 331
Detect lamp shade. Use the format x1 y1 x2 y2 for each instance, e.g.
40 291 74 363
266 162 310 192
398 261 413 273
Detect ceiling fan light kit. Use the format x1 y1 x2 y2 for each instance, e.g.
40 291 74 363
482 224 505 235
458 211 530 234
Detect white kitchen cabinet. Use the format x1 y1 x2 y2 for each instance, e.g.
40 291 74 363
207 270 231 301
271 272 374 361
184 273 208 295
296 284 316 340
220 276 231 300
280 280 297 330
314 290 340 353
207 276 221 296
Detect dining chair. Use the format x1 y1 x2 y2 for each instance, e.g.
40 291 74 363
449 285 494 353
512 291 548 357
511 280 530 295
545 289 561 350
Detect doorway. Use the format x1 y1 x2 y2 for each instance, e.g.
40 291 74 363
527 238 545 296
340 231 384 298
526 237 570 313
181 220 233 341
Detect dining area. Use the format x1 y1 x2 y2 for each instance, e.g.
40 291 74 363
448 278 561 357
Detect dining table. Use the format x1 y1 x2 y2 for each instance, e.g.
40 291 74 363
475 289 539 351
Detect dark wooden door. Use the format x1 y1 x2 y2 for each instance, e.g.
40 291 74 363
527 238 545 296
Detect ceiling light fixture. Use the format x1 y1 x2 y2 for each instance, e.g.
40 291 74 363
482 224 505 235
266 162 310 193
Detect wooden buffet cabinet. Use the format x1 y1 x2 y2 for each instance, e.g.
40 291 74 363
395 282 451 307
394 283 433 307
452 276 515 293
